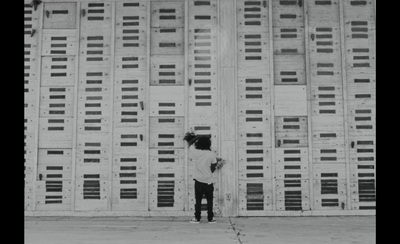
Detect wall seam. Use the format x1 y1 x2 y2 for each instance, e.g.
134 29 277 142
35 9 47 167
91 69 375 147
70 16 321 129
303 0 315 211
70 1 82 211
338 0 352 211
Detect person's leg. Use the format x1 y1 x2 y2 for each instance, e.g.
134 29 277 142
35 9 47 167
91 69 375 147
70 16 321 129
194 181 205 221
205 183 214 221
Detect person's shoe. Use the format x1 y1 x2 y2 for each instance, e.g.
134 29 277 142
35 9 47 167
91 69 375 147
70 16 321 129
190 218 200 224
208 219 217 224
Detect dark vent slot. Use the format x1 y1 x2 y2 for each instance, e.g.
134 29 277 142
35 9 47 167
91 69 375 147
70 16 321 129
321 179 338 194
83 180 101 199
321 199 339 207
315 1 332 5
194 1 211 6
88 3 104 7
52 10 68 14
157 180 175 207
280 0 297 5
123 2 140 7
245 1 261 5
120 188 137 199
195 15 211 20
246 183 264 211
284 191 302 211
350 1 367 6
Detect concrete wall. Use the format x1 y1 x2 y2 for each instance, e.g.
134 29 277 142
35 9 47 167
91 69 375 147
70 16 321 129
24 0 376 216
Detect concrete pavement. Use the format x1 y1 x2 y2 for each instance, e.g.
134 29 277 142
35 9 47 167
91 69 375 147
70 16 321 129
25 216 375 244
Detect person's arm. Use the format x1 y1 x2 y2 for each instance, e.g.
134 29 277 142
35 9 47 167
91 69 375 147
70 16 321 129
210 157 222 173
187 136 199 147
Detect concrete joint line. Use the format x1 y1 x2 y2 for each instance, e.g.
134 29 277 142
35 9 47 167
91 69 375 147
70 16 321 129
229 218 243 244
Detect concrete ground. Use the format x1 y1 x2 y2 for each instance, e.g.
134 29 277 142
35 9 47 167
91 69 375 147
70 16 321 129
25 216 375 244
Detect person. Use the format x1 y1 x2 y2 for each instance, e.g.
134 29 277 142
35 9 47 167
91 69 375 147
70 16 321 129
184 132 222 224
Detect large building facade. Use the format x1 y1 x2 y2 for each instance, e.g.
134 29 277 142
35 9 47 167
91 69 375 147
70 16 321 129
24 0 376 216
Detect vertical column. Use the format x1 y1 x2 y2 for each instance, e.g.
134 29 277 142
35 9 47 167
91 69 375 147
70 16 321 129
24 0 41 211
271 0 310 212
36 2 77 211
274 117 309 211
148 1 185 211
219 0 237 216
236 0 272 216
187 0 220 216
75 1 112 211
307 0 347 211
342 0 376 211
111 0 148 211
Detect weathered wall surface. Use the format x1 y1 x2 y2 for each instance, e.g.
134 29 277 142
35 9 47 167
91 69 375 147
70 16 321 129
24 0 375 216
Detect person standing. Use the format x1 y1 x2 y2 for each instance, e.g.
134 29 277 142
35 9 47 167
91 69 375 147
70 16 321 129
184 132 223 224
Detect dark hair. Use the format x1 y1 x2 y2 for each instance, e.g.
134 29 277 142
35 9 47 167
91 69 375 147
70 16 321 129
195 137 211 150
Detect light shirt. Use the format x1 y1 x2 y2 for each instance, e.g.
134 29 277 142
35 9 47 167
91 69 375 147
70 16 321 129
189 146 217 184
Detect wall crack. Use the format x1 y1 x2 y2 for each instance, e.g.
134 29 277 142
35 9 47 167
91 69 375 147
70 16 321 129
229 218 243 244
